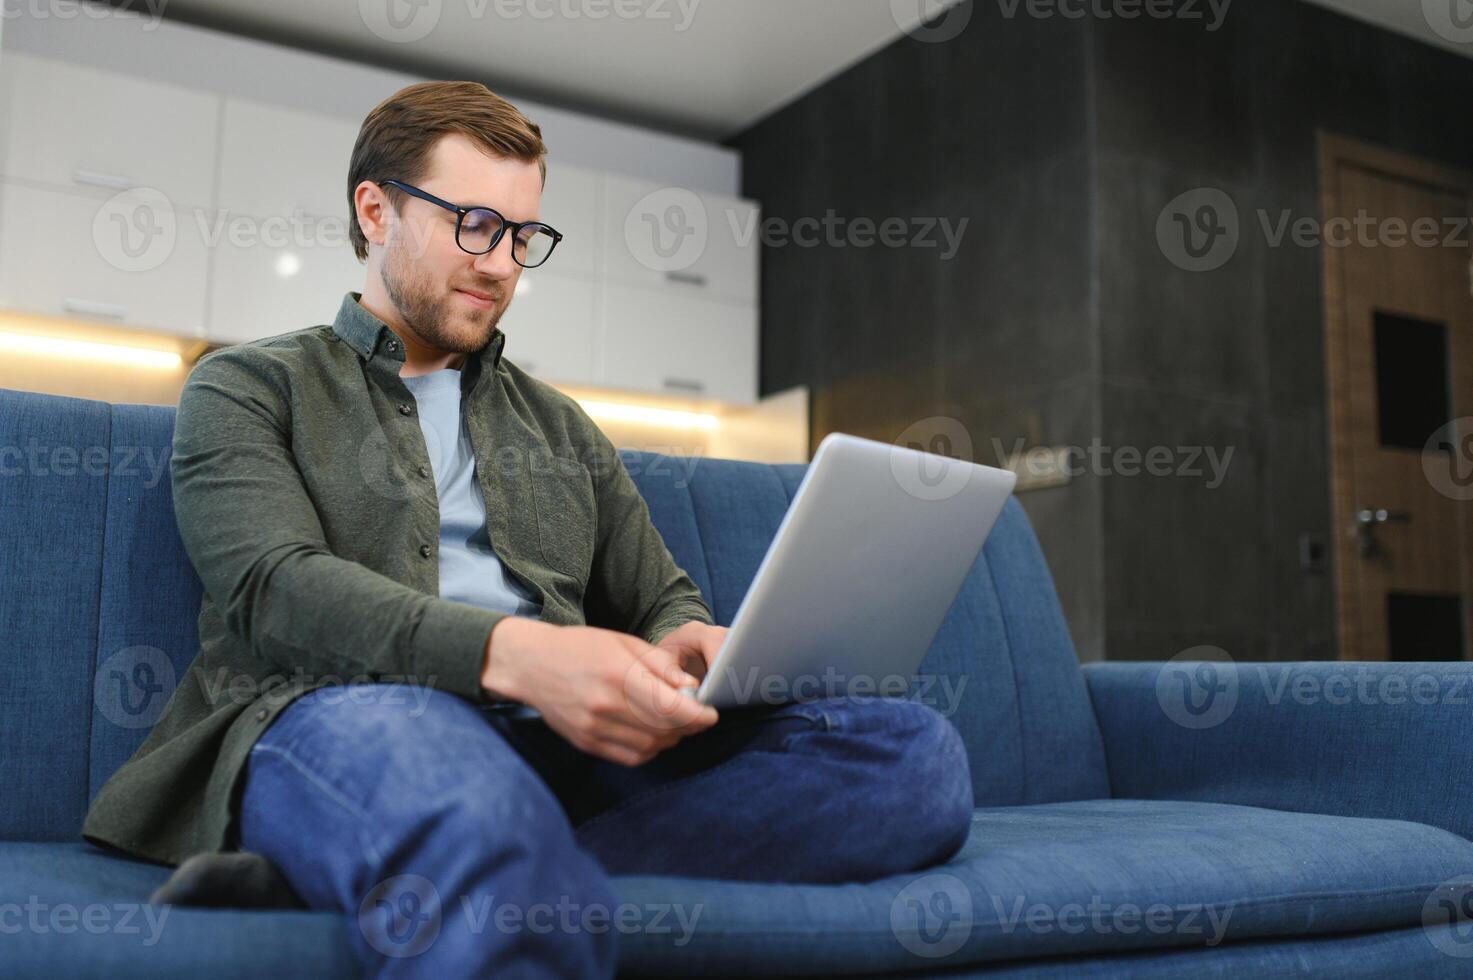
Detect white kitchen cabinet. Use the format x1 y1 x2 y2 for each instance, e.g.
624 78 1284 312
0 180 209 337
600 173 758 304
496 272 596 386
0 52 219 210
0 43 761 404
205 226 364 346
216 98 362 225
599 283 757 404
538 160 599 279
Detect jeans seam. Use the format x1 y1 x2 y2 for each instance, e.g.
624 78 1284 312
247 742 388 868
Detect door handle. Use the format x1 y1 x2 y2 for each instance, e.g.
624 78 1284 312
662 376 705 394
72 169 136 191
664 271 708 288
1356 507 1411 558
63 297 129 320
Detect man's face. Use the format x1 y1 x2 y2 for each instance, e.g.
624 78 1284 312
378 133 543 355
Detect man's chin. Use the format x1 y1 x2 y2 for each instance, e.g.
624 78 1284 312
441 312 500 354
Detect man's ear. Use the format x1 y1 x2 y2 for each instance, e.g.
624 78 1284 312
354 181 390 249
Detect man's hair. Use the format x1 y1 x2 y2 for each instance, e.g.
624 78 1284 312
347 80 548 262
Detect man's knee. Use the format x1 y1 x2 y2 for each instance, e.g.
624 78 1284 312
826 697 974 845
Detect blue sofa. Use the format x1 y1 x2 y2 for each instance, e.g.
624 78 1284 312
3 385 1472 978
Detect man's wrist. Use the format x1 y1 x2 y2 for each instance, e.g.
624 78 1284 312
480 616 539 703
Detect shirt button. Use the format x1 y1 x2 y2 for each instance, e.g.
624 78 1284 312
398 403 413 416
418 465 430 478
386 339 400 353
419 544 433 559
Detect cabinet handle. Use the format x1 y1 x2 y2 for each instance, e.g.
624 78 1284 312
63 297 128 320
662 376 705 393
665 270 708 288
72 169 136 191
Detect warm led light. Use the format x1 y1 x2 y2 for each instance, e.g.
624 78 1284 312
578 399 719 431
0 331 183 370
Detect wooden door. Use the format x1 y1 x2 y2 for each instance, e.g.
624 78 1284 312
1320 134 1473 661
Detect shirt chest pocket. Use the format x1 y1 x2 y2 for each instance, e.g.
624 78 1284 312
529 462 597 589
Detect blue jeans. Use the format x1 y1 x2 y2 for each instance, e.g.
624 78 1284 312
236 684 974 979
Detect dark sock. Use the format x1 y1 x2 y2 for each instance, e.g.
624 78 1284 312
148 851 307 909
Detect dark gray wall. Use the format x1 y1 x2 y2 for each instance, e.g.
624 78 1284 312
734 7 1105 658
1092 2 1473 661
730 0 1473 663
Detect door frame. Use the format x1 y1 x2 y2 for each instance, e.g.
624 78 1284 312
1317 132 1473 660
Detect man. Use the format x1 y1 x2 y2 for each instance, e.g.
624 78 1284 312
81 80 973 978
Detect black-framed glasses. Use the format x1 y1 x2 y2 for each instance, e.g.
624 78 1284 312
380 178 562 268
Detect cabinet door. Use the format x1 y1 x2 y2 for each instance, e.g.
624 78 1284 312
216 98 361 224
539 161 599 279
601 173 758 304
496 273 596 386
0 53 219 210
206 229 363 346
0 181 208 336
599 283 756 404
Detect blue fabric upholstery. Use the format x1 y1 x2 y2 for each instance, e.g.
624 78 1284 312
613 799 1473 975
0 393 203 842
4 387 1472 978
0 842 356 979
90 404 204 804
6 801 1472 978
1084 661 1473 840
1 390 112 841
858 925 1473 978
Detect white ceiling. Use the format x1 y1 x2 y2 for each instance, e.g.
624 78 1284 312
151 0 972 140
149 0 1466 142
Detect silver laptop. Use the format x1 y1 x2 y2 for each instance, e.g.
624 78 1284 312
694 432 1018 709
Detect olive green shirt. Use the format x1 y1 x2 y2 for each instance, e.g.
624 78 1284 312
80 291 715 867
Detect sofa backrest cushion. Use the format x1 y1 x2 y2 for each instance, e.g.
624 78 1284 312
2 391 204 841
0 388 1107 842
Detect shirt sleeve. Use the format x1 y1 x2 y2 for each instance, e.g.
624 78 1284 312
579 421 715 646
170 349 507 702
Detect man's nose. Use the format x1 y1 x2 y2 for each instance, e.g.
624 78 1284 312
472 232 518 279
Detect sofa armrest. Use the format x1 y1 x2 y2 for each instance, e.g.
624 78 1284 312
1084 660 1473 839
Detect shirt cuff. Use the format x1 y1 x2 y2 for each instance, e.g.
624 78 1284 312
413 600 511 703
644 605 716 647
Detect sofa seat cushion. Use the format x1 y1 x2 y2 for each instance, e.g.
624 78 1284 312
7 799 1472 978
0 842 356 979
611 799 1473 976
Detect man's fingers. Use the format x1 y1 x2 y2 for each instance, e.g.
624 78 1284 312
589 716 682 754
621 658 718 733
635 642 701 689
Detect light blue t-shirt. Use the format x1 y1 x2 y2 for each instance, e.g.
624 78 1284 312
401 367 543 620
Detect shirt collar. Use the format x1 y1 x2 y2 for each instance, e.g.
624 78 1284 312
331 290 506 377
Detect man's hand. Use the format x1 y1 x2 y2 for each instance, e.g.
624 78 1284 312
653 620 728 686
481 617 719 767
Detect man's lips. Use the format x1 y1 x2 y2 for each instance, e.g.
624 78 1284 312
455 288 497 307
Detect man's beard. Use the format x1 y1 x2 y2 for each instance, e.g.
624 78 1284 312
382 245 505 355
